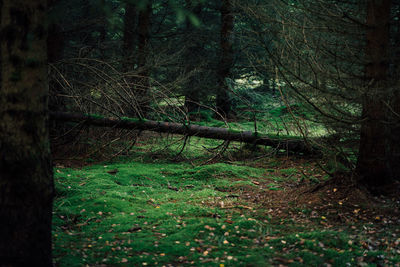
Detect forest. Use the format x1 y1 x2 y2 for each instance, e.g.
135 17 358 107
0 0 400 266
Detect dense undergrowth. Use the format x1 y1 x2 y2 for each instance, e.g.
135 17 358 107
53 143 400 266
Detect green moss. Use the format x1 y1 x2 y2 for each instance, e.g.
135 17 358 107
227 128 242 134
85 113 104 119
53 159 399 266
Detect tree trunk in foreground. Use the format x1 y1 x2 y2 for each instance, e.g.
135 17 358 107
356 0 392 187
0 1 54 266
51 112 318 154
386 2 400 182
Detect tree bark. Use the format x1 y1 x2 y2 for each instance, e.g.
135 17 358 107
386 1 400 181
122 1 139 115
135 0 152 117
123 1 137 72
48 20 65 110
356 0 392 186
183 0 203 114
98 0 108 60
0 1 54 266
216 0 234 118
51 111 318 154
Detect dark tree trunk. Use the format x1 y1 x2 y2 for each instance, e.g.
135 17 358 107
123 2 137 72
98 0 107 60
0 1 54 266
135 0 152 117
386 2 400 181
356 0 392 186
387 86 400 182
184 0 203 114
216 0 234 118
47 24 64 64
122 2 139 115
48 22 65 111
137 1 151 74
81 0 95 48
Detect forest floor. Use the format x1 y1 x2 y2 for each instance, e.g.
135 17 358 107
52 139 400 266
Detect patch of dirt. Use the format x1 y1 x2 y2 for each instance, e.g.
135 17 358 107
232 161 400 229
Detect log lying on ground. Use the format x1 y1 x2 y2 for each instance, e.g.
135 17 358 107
50 112 319 154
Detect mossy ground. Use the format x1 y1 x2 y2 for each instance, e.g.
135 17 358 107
53 149 400 266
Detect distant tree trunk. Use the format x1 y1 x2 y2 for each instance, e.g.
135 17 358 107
98 0 107 60
216 0 234 118
122 2 138 115
136 0 152 117
81 0 95 49
0 0 54 266
356 0 392 186
48 22 65 108
48 24 64 64
123 2 137 72
184 0 203 114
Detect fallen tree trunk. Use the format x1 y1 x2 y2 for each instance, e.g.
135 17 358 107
50 112 318 154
